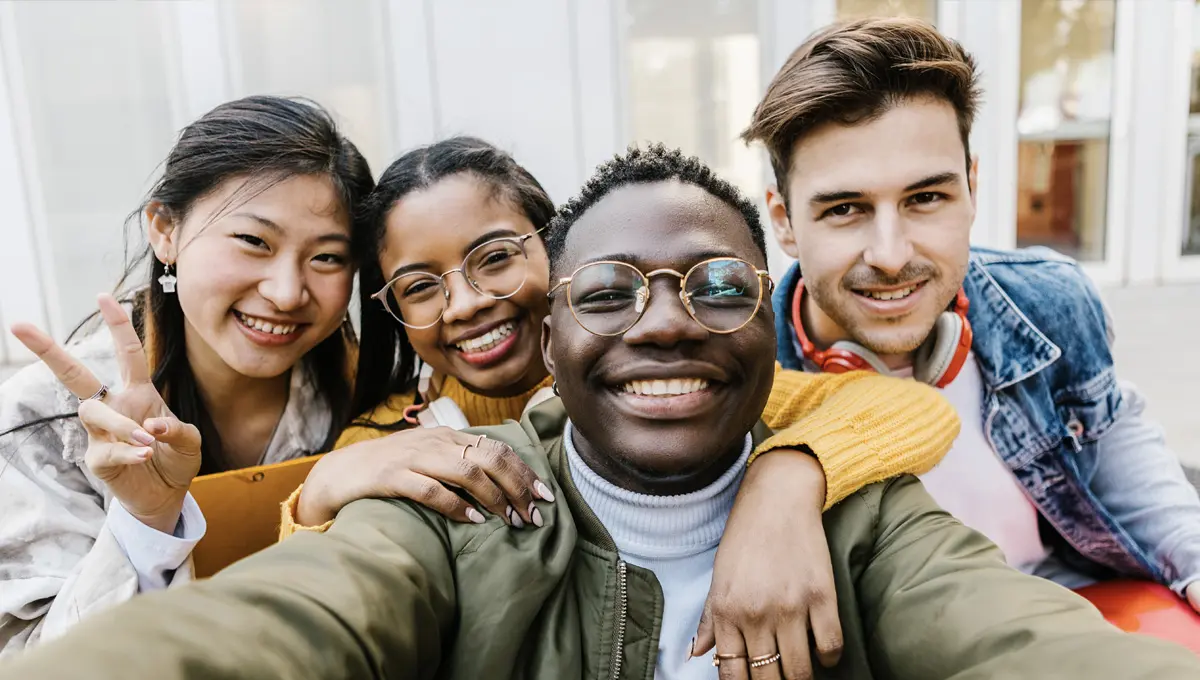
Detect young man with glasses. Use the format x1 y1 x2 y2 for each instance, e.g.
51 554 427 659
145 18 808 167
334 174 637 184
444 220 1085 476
4 145 1197 680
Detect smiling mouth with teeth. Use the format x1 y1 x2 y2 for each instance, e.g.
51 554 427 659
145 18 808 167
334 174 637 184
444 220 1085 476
455 321 516 354
857 283 922 301
235 311 299 336
620 378 711 397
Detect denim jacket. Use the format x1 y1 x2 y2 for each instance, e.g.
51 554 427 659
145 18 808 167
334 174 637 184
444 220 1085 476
774 246 1200 593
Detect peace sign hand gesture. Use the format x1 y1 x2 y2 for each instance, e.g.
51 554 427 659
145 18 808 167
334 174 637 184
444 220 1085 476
12 294 202 534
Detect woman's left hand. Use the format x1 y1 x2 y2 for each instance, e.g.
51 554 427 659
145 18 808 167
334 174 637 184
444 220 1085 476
692 449 843 680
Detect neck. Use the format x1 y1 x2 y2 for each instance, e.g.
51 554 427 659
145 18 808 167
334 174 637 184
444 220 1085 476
567 425 749 496
800 287 915 370
564 420 751 559
185 329 292 467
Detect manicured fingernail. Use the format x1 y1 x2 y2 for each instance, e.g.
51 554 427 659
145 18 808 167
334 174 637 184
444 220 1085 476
688 636 695 661
511 512 525 529
145 420 167 435
131 429 155 446
466 508 486 524
529 503 543 528
534 480 556 503
138 447 153 460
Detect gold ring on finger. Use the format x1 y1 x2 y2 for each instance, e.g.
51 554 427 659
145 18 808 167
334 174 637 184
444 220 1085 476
84 385 110 401
712 653 747 667
749 652 781 668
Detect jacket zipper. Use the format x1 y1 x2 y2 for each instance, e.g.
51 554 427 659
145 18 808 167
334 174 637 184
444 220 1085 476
610 560 629 680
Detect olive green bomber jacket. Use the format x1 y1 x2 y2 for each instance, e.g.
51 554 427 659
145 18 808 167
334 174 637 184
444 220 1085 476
1 399 1198 679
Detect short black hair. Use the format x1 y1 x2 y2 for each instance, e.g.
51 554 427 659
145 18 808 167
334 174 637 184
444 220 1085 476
544 144 767 275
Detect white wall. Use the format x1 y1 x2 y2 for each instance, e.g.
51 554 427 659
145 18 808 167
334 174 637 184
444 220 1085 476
2 0 1198 367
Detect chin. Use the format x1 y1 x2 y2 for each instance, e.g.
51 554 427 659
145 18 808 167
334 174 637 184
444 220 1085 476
854 324 933 356
221 347 307 380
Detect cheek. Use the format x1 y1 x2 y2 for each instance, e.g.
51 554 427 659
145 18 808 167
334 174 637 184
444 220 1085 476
174 245 251 314
796 226 860 287
309 271 355 318
916 213 972 269
405 326 444 364
546 324 594 384
514 277 550 322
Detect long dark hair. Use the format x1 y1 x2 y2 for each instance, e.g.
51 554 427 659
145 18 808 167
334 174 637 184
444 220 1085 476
3 96 373 474
352 137 554 426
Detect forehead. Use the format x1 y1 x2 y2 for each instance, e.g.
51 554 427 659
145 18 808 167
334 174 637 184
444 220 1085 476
788 97 966 198
382 173 535 265
205 174 349 235
560 180 760 271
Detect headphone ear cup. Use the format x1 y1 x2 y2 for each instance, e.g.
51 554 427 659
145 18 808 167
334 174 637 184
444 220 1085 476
913 312 963 385
830 340 894 375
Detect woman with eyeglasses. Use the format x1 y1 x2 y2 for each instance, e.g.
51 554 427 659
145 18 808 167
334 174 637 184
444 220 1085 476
0 96 373 653
277 139 961 673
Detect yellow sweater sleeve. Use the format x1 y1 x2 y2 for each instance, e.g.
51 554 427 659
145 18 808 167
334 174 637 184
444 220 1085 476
277 411 398 541
754 364 961 510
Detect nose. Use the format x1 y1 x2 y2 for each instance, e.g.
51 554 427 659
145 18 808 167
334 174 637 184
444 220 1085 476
621 278 709 347
861 208 914 276
258 260 311 312
440 270 496 325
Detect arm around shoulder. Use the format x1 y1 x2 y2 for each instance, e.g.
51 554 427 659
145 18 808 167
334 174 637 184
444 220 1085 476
755 367 960 508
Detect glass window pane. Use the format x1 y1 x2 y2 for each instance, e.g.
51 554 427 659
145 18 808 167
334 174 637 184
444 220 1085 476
223 0 392 174
1183 1 1200 256
836 0 937 22
623 0 764 209
1016 0 1116 262
13 1 177 330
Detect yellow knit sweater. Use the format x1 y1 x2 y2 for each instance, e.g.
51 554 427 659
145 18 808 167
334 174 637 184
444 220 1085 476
279 367 960 538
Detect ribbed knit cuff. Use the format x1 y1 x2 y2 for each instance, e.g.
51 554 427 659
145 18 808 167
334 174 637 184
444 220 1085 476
751 415 870 510
278 484 333 542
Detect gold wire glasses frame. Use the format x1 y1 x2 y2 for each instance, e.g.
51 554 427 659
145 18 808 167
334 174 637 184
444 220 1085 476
548 257 774 337
371 231 542 329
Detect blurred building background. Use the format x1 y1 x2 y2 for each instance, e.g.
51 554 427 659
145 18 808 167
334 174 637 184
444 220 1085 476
0 0 1196 464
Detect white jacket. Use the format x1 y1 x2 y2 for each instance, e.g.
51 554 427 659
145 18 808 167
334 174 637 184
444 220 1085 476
0 331 330 654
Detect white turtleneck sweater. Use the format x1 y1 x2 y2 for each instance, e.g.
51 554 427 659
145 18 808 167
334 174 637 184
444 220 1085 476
564 421 751 680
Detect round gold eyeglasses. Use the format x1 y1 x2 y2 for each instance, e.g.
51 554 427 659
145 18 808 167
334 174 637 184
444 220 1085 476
372 232 541 329
548 257 773 336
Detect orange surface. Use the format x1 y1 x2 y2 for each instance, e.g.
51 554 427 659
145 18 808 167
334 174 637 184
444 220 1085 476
189 455 322 578
1076 580 1200 654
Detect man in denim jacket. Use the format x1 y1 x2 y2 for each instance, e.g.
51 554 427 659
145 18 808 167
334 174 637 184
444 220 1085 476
748 16 1200 608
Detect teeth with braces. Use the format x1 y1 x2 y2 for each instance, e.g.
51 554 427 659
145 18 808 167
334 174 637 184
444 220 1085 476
456 321 516 353
620 378 710 397
236 312 297 336
861 285 917 301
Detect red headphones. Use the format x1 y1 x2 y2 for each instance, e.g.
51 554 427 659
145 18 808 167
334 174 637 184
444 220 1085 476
792 279 973 388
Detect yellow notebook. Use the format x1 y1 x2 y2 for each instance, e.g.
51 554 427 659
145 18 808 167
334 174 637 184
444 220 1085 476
189 455 322 578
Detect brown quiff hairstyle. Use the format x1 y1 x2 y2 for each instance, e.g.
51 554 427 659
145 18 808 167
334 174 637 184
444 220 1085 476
743 17 982 201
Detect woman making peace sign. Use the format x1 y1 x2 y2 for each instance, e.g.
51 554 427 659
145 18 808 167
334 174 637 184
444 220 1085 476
0 96 373 653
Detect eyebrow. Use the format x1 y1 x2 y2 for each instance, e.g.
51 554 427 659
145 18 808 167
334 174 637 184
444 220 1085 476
576 249 747 270
387 228 524 280
807 171 962 206
231 212 351 245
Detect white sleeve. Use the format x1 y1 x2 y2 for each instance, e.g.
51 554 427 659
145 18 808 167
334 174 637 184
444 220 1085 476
106 493 207 592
